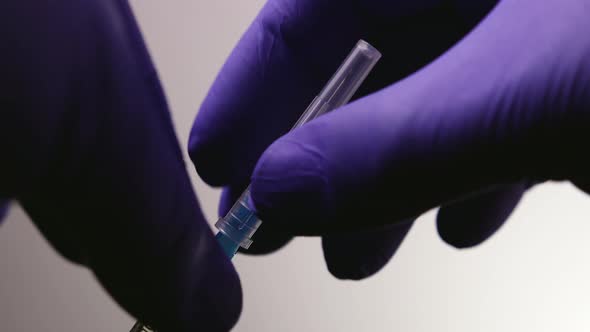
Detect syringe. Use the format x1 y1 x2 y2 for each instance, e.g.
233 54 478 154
130 39 381 332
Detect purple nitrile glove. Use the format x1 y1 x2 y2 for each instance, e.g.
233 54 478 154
0 1 240 331
0 200 9 221
190 0 590 280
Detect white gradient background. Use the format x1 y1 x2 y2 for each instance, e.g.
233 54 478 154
1 1 590 331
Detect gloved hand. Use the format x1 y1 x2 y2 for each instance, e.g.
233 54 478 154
0 1 240 331
190 0 590 280
0 200 8 221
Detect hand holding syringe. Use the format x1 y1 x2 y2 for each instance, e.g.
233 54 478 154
131 39 380 331
214 40 381 258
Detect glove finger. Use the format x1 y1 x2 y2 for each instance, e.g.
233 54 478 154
189 0 358 187
322 218 414 280
436 183 527 248
1 1 240 331
0 199 10 222
220 186 292 255
250 0 587 234
189 0 495 189
572 177 590 195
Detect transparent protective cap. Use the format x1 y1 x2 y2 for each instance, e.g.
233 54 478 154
292 40 382 128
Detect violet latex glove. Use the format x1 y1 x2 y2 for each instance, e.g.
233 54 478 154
0 200 9 221
0 1 241 331
190 0 589 279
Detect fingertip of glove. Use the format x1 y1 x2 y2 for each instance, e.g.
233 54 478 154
436 184 525 249
321 221 414 281
323 242 389 281
436 219 484 249
436 205 504 249
189 245 243 332
168 230 243 332
188 132 228 187
0 199 10 221
109 222 243 332
322 242 382 281
250 139 332 233
326 261 377 281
